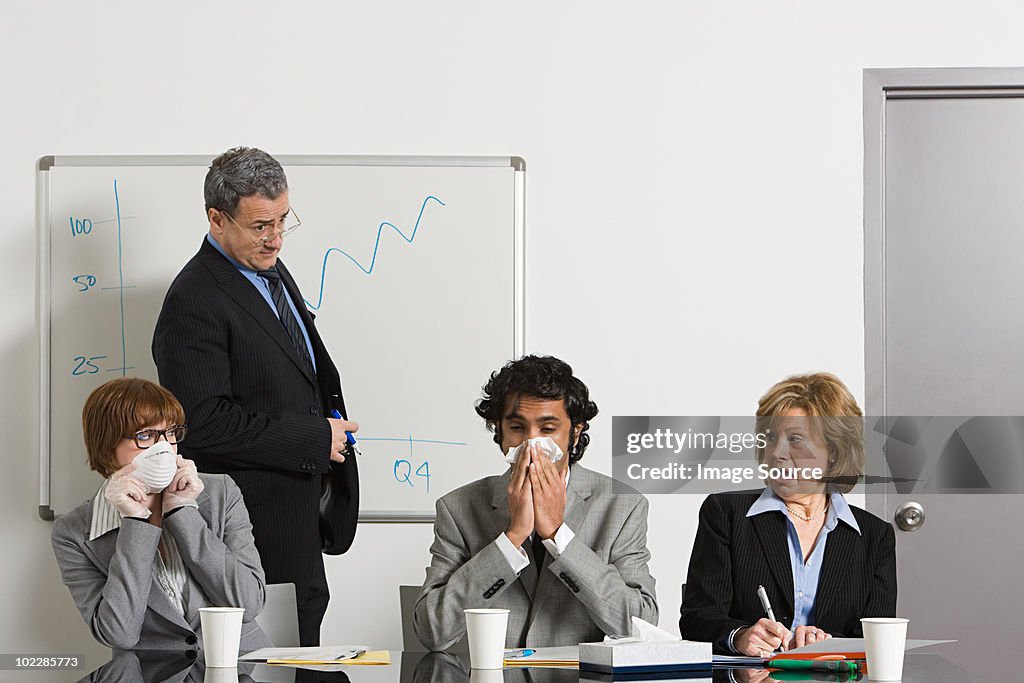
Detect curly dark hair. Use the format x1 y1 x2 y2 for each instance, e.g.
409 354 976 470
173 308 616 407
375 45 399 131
475 355 599 463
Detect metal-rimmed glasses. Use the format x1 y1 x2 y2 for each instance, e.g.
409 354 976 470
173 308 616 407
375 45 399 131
127 425 188 449
220 207 302 247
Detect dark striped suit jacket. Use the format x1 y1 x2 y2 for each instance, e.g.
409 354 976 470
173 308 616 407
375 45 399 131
152 237 358 644
679 490 896 653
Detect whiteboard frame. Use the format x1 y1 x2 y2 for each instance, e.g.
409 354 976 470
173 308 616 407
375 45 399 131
37 154 527 523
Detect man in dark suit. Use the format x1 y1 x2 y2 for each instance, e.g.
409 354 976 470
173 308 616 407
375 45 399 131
152 147 360 645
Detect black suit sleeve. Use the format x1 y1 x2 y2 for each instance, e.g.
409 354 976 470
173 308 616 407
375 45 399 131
854 521 897 636
679 494 747 650
153 279 332 474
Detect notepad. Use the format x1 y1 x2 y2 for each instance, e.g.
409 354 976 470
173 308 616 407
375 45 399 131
503 646 580 667
239 646 391 665
771 638 955 660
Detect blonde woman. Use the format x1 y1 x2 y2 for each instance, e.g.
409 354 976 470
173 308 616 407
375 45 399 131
679 373 896 657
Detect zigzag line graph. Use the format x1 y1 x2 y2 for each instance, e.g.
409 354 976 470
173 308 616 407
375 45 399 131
304 195 446 310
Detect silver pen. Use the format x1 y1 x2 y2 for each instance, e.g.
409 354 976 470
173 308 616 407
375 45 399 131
756 584 777 622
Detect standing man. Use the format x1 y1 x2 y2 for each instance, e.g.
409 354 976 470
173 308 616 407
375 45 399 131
414 355 658 650
153 147 359 646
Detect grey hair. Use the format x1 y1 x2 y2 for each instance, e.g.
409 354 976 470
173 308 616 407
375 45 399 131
204 147 288 216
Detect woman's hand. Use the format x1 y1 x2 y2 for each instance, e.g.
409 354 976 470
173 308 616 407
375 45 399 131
162 456 205 512
790 624 832 648
734 618 792 657
104 463 153 518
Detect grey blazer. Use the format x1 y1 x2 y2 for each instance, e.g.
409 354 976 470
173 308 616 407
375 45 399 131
414 464 658 650
52 474 271 653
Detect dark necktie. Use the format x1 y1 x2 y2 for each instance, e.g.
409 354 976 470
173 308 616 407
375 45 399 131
258 267 314 377
532 533 548 573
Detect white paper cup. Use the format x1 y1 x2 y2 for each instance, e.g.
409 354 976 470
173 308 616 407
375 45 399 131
464 608 510 669
469 668 506 683
861 617 909 681
199 607 245 668
203 666 239 683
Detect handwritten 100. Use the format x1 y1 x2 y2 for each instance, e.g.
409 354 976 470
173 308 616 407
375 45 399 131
69 216 92 237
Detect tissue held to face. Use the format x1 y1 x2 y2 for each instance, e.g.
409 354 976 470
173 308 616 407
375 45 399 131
499 396 575 468
114 422 180 493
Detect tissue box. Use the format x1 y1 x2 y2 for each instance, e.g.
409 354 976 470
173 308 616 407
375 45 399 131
579 640 713 674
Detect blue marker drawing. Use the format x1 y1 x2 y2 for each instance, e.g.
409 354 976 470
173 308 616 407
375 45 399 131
305 195 445 310
386 434 445 492
114 179 128 376
359 436 467 446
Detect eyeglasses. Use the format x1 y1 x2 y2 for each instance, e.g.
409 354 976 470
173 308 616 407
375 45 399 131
127 425 188 449
220 207 301 247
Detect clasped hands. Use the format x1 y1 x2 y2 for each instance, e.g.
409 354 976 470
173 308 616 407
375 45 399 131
734 619 832 657
504 442 567 548
104 456 205 520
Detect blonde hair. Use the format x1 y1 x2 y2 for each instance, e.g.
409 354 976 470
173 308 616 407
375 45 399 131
754 373 864 494
82 378 185 477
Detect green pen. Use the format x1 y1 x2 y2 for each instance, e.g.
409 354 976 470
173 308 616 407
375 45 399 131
770 671 857 682
770 660 860 673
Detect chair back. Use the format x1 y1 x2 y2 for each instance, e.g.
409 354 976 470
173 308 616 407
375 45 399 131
256 582 300 647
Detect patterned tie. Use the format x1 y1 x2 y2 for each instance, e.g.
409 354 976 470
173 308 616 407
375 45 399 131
258 267 314 377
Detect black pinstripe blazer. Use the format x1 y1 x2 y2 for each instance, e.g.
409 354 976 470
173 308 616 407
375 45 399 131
679 491 896 653
152 238 358 550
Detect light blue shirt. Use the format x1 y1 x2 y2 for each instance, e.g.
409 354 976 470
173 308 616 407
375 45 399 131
206 234 317 372
746 487 861 629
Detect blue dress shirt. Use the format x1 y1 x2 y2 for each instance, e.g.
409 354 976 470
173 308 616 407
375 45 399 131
205 234 317 371
746 487 861 629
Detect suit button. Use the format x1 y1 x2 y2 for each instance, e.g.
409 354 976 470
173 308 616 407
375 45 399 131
497 579 505 586
310 406 319 414
185 650 197 659
559 572 568 580
185 634 197 645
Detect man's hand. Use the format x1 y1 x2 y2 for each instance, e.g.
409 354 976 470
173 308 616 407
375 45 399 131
505 443 535 548
530 447 567 540
328 417 359 463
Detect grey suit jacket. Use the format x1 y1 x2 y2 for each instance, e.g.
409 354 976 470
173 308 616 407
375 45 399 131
52 474 271 653
414 464 658 649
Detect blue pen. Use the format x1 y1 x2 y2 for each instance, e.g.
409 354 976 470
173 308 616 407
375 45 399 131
506 649 535 659
329 409 361 457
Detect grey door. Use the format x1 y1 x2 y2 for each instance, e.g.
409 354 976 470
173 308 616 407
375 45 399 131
865 68 1024 679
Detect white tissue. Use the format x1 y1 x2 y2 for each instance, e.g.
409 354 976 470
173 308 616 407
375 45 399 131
603 617 681 644
131 441 177 493
503 436 565 465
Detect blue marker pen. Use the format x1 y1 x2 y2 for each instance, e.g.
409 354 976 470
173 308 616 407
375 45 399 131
506 649 535 659
329 409 361 457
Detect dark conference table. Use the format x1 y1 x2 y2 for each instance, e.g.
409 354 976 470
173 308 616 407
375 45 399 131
51 650 972 683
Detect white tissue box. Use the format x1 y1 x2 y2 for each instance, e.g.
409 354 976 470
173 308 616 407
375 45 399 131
579 639 713 674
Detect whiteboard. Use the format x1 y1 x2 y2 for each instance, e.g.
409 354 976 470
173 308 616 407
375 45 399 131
37 155 525 521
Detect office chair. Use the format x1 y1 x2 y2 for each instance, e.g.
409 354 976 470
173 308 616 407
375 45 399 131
255 582 300 647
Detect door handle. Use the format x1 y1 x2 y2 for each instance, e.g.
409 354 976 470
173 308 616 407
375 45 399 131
894 501 926 532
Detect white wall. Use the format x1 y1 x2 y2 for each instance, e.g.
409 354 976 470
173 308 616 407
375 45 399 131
3 0 1021 665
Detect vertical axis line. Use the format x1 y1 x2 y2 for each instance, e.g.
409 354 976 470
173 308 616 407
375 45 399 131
114 180 127 376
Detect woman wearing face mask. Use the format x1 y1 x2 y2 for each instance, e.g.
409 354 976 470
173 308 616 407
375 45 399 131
51 377 270 652
678 373 896 657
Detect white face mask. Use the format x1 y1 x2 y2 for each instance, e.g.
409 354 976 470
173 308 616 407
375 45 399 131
132 441 177 493
503 436 565 465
